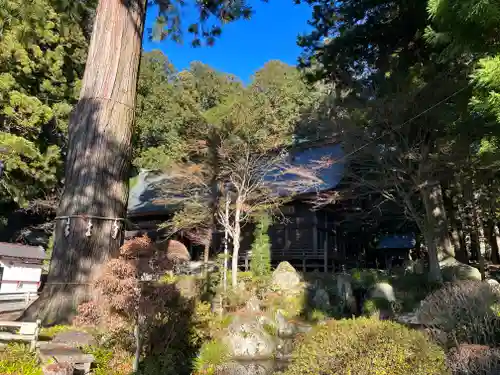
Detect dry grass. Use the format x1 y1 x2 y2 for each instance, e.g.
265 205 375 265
418 281 500 347
447 344 500 375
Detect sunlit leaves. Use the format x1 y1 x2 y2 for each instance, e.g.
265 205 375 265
0 0 88 206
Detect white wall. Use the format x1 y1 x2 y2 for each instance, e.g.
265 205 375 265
0 261 42 294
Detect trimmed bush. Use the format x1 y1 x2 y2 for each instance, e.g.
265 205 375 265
418 281 500 347
281 318 449 375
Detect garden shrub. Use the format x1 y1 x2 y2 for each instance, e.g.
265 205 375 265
361 298 379 317
83 345 133 375
262 290 306 318
390 272 441 312
350 268 388 289
73 236 228 375
139 299 230 375
306 308 328 322
192 339 229 375
446 344 500 375
281 317 449 375
418 281 500 347
0 343 41 375
250 213 272 278
225 284 253 311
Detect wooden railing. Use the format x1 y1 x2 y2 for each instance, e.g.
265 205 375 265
0 292 39 313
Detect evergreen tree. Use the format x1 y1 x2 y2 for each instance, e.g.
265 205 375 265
0 0 89 207
250 213 272 278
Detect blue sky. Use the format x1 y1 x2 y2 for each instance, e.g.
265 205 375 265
141 1 313 83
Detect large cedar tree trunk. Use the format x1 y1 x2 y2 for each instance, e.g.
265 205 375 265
24 0 147 323
421 181 455 283
421 181 455 259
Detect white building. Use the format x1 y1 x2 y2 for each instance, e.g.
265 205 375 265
0 242 46 294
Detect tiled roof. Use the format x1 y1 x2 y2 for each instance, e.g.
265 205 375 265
376 234 416 249
127 142 345 218
0 242 46 260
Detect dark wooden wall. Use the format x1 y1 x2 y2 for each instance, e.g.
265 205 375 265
127 201 362 272
237 201 347 272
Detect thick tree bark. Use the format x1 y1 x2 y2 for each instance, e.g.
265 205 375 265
24 0 147 324
472 196 487 278
486 180 500 263
443 179 468 262
421 181 454 260
207 130 222 275
462 178 479 261
420 181 457 283
422 225 442 283
490 222 500 264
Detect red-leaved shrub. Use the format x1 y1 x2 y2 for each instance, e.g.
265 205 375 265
73 235 180 337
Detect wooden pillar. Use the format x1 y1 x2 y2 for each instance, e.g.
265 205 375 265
312 211 318 255
323 233 328 272
284 226 289 258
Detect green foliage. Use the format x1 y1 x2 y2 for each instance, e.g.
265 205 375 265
282 318 449 375
389 272 441 312
262 290 306 318
350 268 389 289
0 343 41 375
0 0 88 207
133 50 190 170
39 324 86 339
361 299 379 317
42 233 54 273
139 298 230 375
250 213 272 278
81 345 132 375
83 346 113 375
192 339 230 375
306 308 328 323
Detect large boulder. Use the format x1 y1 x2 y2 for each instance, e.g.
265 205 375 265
369 282 396 302
51 330 97 348
217 361 270 375
440 257 481 281
245 296 261 313
335 274 356 313
486 279 500 287
271 262 302 293
335 274 353 301
312 288 331 310
223 315 278 358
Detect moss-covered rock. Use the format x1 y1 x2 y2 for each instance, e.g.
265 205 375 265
440 257 482 281
271 262 302 293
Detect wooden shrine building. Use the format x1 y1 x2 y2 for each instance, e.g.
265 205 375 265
126 140 371 272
